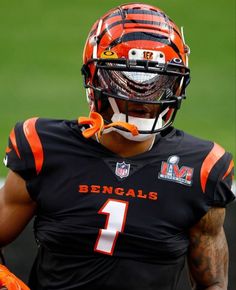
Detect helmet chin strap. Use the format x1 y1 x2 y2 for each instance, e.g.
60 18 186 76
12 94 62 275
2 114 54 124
102 98 166 142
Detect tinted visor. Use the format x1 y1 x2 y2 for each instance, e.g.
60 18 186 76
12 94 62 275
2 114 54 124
97 66 178 102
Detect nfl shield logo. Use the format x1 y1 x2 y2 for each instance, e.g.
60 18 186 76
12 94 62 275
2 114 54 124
115 161 130 179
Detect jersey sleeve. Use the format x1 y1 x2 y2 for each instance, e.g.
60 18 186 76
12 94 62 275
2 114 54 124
201 143 235 207
212 156 235 206
3 118 44 181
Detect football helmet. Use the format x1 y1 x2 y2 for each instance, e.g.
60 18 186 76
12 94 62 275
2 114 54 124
81 3 190 140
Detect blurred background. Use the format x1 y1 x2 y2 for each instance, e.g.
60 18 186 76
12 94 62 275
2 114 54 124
0 0 235 289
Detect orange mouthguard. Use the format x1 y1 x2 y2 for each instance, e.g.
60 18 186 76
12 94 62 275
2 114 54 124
78 112 138 139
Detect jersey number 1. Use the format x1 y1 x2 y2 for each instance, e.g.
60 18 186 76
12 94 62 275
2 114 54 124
94 199 129 255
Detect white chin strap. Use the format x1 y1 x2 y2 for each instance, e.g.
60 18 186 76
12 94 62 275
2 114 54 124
102 98 168 142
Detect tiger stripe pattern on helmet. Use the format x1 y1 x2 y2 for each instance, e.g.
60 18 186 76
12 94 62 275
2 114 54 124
85 4 187 64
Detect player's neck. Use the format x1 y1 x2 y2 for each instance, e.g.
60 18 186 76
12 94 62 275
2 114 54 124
98 131 155 158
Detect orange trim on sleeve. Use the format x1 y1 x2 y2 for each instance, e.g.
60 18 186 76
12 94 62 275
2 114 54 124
23 117 44 175
9 128 21 159
200 143 225 193
222 159 234 180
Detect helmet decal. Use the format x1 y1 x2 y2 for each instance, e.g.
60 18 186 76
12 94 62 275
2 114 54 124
100 50 118 59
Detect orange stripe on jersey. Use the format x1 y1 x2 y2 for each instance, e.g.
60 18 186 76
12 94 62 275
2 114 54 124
23 117 44 175
200 143 225 193
9 128 21 159
222 159 234 180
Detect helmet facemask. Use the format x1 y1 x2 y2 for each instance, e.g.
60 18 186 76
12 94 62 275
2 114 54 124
82 57 189 140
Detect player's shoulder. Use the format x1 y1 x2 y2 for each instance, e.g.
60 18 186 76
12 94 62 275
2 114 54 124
177 129 234 201
13 117 77 135
177 129 214 151
11 117 84 145
159 128 221 161
177 128 233 171
172 128 232 158
5 117 81 175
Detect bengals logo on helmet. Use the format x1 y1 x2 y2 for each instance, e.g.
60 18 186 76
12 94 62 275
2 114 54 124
143 51 153 60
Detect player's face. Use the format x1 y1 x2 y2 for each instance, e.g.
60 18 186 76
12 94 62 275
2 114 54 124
101 99 161 121
116 99 161 119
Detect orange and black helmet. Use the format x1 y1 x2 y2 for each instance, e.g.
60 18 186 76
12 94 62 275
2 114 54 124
81 3 190 134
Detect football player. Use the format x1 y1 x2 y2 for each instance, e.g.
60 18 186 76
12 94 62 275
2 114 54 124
0 3 235 290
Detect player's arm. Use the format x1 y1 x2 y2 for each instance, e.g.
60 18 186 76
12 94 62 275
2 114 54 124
188 207 228 290
0 170 35 289
0 169 36 247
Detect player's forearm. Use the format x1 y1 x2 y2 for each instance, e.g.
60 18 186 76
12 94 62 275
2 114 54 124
193 285 226 290
189 241 228 290
188 210 228 290
204 286 225 290
191 275 227 290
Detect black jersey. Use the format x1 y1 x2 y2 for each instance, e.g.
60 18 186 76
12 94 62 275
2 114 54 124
4 117 235 290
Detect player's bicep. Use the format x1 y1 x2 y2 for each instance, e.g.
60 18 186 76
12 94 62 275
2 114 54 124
0 170 36 246
188 208 228 289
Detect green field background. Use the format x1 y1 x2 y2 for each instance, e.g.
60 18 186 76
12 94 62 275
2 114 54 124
0 1 235 287
0 0 235 178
